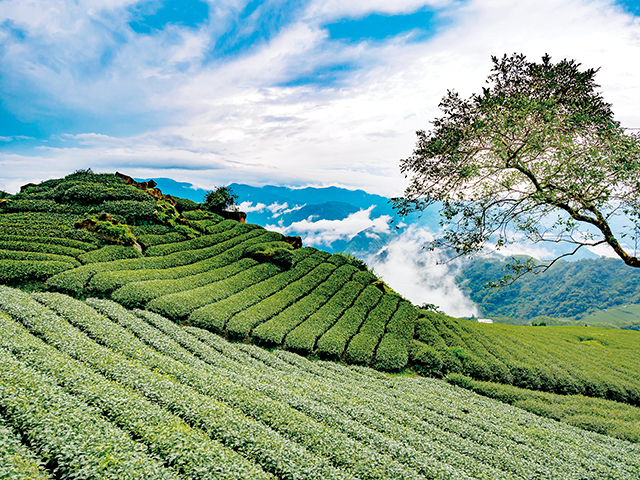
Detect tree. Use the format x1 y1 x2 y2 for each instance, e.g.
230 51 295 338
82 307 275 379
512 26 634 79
393 53 640 284
203 185 238 213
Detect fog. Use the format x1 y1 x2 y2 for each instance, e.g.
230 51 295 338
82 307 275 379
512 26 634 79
364 226 479 318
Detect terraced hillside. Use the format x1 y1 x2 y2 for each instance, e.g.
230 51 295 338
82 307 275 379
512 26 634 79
0 171 415 371
2 171 640 445
0 286 638 479
411 312 640 403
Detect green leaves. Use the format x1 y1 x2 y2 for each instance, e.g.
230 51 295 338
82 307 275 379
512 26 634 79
397 53 640 279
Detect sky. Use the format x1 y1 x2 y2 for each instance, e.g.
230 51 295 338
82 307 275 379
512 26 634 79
1 0 640 196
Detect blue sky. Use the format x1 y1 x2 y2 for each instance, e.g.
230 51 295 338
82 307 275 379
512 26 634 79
1 0 640 195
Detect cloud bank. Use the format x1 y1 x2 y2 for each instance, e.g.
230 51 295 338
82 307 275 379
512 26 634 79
267 206 391 245
365 225 479 317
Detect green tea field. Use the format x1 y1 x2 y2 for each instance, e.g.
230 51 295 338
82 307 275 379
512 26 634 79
1 286 638 479
1 171 640 478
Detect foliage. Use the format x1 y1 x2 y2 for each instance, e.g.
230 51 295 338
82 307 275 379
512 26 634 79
284 280 367 355
345 294 400 365
173 197 200 212
78 245 142 264
0 260 77 285
203 186 239 213
92 218 138 245
0 249 80 266
226 260 336 340
0 288 637 479
154 199 180 226
0 240 85 258
0 314 269 480
0 410 52 479
412 310 640 406
316 285 383 360
187 249 320 331
419 303 445 314
89 230 277 295
446 373 640 443
145 220 248 256
252 265 357 347
458 256 640 320
394 53 640 283
245 241 295 268
112 258 257 309
137 231 188 248
173 224 200 239
334 252 369 271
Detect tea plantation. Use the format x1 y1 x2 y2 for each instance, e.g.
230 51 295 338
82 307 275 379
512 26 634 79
1 171 640 478
1 286 639 479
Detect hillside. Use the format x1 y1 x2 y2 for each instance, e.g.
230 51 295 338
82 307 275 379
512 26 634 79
458 256 640 322
1 171 640 475
0 286 638 479
0 171 415 371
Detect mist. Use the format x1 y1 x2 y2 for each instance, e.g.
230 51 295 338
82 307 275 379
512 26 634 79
364 225 480 318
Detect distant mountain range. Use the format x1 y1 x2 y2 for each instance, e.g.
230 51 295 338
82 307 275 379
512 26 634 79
145 177 441 255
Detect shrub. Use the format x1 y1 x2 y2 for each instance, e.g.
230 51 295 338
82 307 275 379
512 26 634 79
88 229 273 294
284 280 367 354
145 221 253 256
182 210 207 220
188 250 323 332
352 270 378 285
316 285 383 360
57 182 151 204
227 262 336 341
0 260 76 284
0 235 97 251
252 264 357 347
79 245 142 265
334 253 369 271
112 258 258 309
174 197 199 212
0 249 80 266
173 224 200 239
92 219 138 245
137 232 186 248
345 294 401 365
0 240 85 258
371 334 409 371
100 200 157 224
245 241 294 269
409 340 443 377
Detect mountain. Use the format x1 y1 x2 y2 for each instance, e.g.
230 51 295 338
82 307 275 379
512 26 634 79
458 256 640 323
145 177 440 254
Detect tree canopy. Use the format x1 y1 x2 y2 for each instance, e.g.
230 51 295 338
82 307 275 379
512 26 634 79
203 185 238 213
394 53 640 283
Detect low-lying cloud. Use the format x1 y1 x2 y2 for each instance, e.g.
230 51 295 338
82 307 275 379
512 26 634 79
365 225 479 318
267 206 391 246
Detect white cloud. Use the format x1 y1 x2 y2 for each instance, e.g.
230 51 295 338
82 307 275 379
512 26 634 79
266 206 391 245
266 202 289 214
238 201 267 212
305 0 452 20
365 225 479 317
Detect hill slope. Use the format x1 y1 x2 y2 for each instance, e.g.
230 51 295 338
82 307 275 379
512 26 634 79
0 171 415 371
458 256 640 321
2 171 640 450
0 286 638 479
